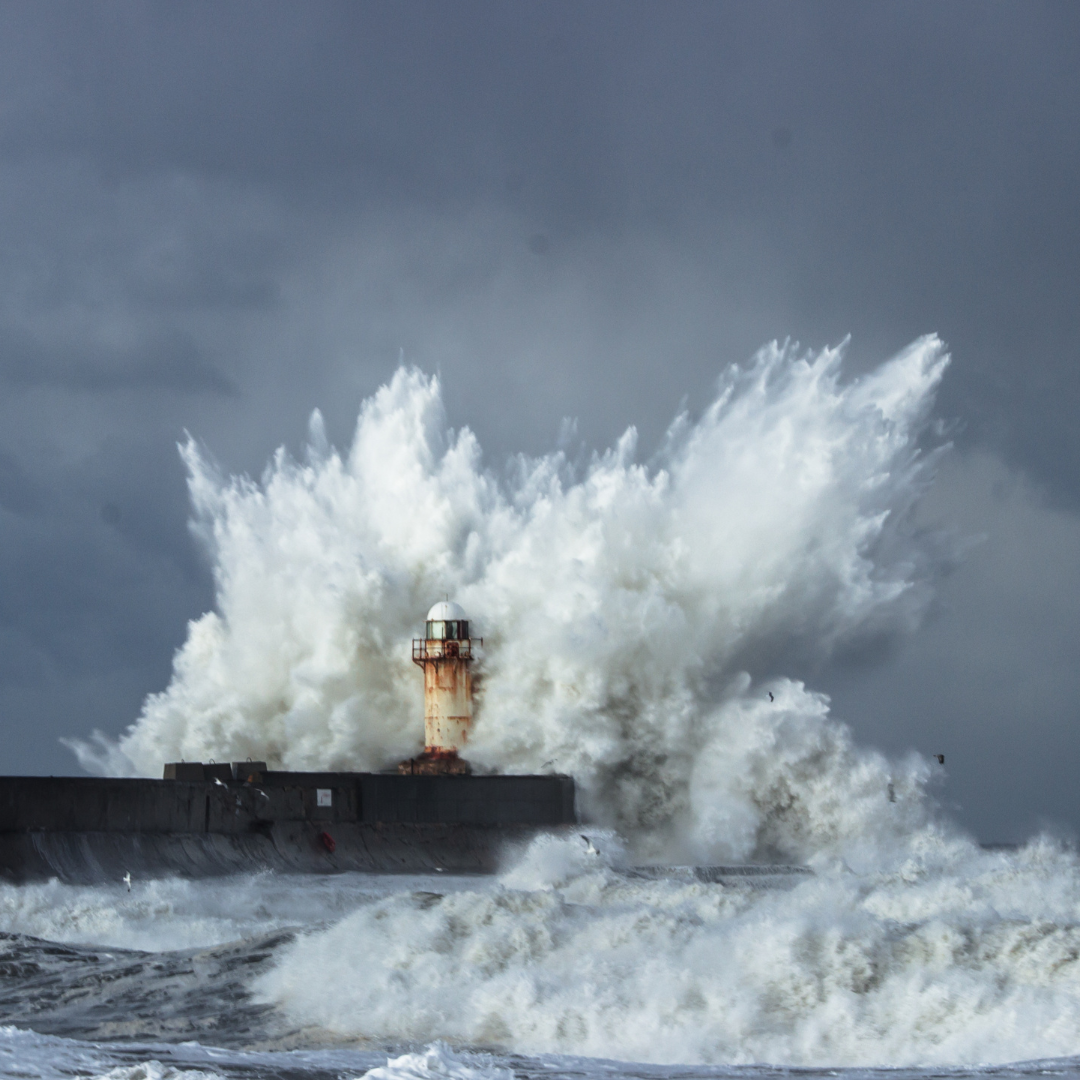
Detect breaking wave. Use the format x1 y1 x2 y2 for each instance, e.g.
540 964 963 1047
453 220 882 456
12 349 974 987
71 336 950 862
257 834 1080 1068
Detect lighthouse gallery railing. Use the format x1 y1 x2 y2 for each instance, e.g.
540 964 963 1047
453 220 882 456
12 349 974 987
412 639 481 663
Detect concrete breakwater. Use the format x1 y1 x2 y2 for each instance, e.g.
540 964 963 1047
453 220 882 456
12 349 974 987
0 770 577 882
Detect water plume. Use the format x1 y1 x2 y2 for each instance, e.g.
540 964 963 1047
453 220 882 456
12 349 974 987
70 336 951 863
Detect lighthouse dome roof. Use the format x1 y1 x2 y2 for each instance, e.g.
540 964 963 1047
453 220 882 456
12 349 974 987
427 600 467 622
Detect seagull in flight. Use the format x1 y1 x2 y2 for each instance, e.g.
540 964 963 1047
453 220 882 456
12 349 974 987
123 872 132 892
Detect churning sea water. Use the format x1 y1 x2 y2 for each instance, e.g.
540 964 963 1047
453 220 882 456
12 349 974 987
23 340 1079 1075
5 834 1080 1078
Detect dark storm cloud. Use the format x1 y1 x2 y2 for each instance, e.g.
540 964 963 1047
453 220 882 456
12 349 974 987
0 450 37 515
7 0 1061 499
0 432 208 667
824 452 1080 843
0 0 1076 841
0 326 237 395
0 420 213 766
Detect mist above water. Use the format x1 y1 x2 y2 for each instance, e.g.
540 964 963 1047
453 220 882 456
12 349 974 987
72 336 950 864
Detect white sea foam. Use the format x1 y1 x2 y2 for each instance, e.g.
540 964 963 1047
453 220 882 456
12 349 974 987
257 835 1080 1068
90 1065 221 1080
0 1025 385 1080
0 1027 221 1080
69 336 950 864
361 1044 513 1080
0 872 483 952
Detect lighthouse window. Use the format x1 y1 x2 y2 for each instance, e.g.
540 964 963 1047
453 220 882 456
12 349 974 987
425 619 469 641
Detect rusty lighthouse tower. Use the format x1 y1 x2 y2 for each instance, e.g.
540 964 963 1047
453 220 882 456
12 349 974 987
400 600 480 775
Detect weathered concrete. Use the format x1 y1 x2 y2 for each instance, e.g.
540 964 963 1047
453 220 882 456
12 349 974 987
0 771 577 883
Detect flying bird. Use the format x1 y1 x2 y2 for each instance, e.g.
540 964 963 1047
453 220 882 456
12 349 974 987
936 754 945 765
768 692 774 702
123 872 132 892
580 835 600 857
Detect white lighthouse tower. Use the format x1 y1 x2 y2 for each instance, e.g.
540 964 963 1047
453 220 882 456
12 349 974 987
400 600 480 775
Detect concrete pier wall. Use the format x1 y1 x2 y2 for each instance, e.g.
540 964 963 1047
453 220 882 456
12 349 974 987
0 772 577 882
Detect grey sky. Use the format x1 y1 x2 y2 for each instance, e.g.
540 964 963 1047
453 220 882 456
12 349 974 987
0 0 1078 841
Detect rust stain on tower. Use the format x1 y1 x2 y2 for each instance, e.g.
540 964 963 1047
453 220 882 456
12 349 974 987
400 601 482 776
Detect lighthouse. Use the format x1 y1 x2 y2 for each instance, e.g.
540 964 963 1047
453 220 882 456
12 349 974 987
400 600 480 775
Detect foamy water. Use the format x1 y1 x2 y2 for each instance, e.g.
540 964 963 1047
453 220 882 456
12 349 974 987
4 845 1080 1072
27 338 1080 1073
255 834 1080 1068
0 871 483 952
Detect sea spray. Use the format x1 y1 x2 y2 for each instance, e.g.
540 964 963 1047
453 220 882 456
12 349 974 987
255 834 1080 1067
69 336 950 861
